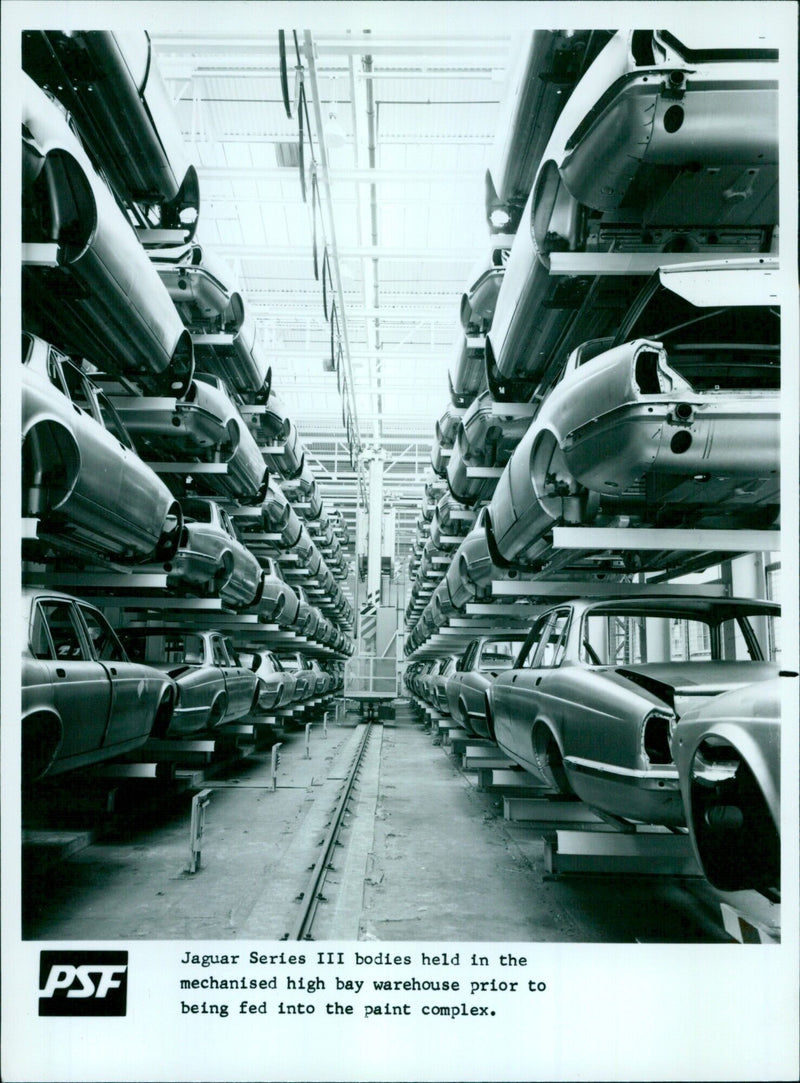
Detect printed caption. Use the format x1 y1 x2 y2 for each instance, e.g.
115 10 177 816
178 949 548 1020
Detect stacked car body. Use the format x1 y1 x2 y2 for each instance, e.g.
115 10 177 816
21 31 352 781
403 27 787 899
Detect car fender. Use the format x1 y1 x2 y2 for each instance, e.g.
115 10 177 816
683 720 779 827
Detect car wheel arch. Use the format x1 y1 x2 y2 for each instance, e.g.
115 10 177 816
531 718 572 793
22 419 81 515
687 732 779 892
22 708 63 782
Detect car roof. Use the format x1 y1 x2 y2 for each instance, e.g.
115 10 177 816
569 595 779 619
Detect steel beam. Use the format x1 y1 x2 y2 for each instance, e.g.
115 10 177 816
491 580 728 598
552 527 780 553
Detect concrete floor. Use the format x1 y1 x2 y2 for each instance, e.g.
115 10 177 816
22 705 731 942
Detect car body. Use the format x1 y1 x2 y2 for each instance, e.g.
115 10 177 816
238 649 293 713
428 656 460 714
21 73 194 397
532 30 777 256
407 659 437 701
252 391 305 477
111 374 268 504
486 596 779 826
166 497 261 608
430 403 464 477
275 652 315 701
193 306 271 404
254 478 304 549
22 30 199 243
280 460 323 520
119 628 259 736
672 676 785 892
415 658 447 706
485 30 777 392
308 660 332 698
486 260 781 573
255 558 301 627
150 243 243 330
483 30 612 233
22 590 177 780
446 389 529 505
446 635 528 738
294 586 322 640
22 333 183 565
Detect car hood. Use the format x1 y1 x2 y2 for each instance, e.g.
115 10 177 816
612 662 779 716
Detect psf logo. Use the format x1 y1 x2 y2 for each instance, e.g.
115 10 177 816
39 951 128 1016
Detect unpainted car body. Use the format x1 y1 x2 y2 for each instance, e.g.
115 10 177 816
21 74 194 397
672 675 785 892
193 307 271 404
430 403 464 477
428 656 460 715
22 30 199 242
22 333 183 565
255 558 301 628
487 272 781 570
238 649 295 713
485 30 778 390
166 497 261 608
276 652 315 702
281 460 323 520
487 596 779 826
484 30 613 233
446 635 527 738
447 390 529 505
150 243 244 330
113 373 268 504
120 628 259 736
22 590 177 780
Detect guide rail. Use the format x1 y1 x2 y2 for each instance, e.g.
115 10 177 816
288 721 375 940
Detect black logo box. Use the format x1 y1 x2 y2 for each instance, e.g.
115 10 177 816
39 950 128 1017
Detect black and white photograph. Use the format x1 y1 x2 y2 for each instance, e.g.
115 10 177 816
2 1 798 1080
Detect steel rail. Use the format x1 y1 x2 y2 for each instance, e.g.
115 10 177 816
288 721 374 940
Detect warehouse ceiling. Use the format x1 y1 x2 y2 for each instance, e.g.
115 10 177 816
150 28 516 559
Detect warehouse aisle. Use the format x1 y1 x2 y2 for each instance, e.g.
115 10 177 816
23 707 729 944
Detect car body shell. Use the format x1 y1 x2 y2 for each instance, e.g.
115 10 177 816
671 676 783 892
446 635 528 738
254 558 301 627
487 596 779 826
238 649 293 713
22 589 177 780
276 653 315 701
428 656 459 714
22 30 199 240
255 479 304 549
21 74 194 397
22 333 183 564
486 334 780 569
483 30 612 233
166 497 261 608
255 392 305 478
430 403 464 477
281 460 323 520
119 628 259 736
308 660 332 698
485 31 778 387
150 243 243 330
446 389 529 505
113 374 268 504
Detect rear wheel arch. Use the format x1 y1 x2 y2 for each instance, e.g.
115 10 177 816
22 709 63 783
22 420 81 516
531 720 572 793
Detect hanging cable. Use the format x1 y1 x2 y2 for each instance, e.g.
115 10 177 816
278 30 291 117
